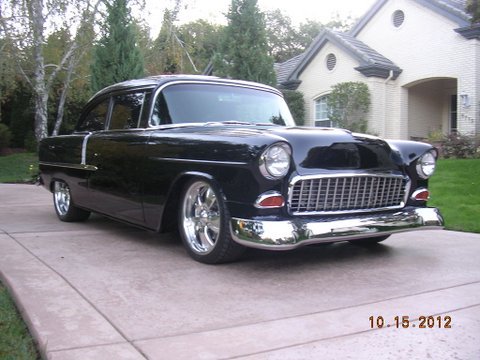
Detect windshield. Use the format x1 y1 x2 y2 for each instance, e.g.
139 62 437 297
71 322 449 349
151 83 295 126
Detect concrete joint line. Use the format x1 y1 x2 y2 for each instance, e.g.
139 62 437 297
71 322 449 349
4 233 148 360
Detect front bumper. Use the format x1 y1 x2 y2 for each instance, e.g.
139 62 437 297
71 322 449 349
230 207 444 250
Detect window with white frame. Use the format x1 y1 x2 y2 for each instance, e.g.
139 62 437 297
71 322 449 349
314 96 332 127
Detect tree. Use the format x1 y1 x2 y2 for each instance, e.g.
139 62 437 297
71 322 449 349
147 9 184 74
264 11 354 63
466 0 480 24
327 82 371 132
0 0 101 142
0 37 17 123
91 0 144 92
177 20 224 74
281 90 305 126
213 0 276 86
264 10 299 62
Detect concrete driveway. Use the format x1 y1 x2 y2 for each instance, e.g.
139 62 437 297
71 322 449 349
0 184 479 360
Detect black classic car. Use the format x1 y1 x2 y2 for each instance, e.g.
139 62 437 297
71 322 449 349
39 75 444 263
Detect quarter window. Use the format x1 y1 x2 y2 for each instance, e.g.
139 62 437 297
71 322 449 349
109 92 145 130
77 99 109 132
314 96 332 127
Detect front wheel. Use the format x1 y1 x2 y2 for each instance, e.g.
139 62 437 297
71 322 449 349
53 181 90 222
178 179 245 264
349 235 390 247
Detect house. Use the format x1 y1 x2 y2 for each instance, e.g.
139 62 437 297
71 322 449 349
276 0 480 139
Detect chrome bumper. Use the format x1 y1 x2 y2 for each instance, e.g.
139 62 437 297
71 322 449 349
230 207 444 250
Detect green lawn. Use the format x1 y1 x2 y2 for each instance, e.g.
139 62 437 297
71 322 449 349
429 159 480 233
0 283 39 359
0 153 38 183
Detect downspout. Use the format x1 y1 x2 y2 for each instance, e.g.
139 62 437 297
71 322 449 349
383 70 394 137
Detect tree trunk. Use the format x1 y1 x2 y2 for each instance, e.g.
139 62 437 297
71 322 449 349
52 59 75 136
29 0 49 142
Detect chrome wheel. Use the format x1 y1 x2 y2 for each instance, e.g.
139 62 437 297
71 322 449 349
54 181 71 216
181 181 221 255
52 180 90 222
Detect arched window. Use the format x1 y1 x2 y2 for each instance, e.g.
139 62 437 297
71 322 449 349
314 96 332 127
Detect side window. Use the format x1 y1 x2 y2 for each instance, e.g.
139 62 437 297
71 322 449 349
151 93 171 126
77 100 109 132
109 92 145 130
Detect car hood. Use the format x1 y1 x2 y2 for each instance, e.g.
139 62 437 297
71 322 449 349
152 125 432 176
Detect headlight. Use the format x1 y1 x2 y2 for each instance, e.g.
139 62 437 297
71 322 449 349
259 143 291 179
416 150 436 179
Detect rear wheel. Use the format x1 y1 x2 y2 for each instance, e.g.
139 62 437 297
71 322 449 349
178 178 245 264
53 181 90 222
349 235 390 247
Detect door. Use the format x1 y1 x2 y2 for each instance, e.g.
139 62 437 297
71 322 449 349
86 91 150 224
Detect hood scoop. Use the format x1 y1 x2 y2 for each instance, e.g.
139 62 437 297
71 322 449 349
300 142 395 170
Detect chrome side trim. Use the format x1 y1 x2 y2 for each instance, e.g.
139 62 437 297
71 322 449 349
287 173 411 216
230 207 444 250
151 157 248 166
81 132 93 165
39 162 98 171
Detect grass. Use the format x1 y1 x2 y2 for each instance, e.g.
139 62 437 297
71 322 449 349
0 283 39 359
429 158 480 233
0 153 38 183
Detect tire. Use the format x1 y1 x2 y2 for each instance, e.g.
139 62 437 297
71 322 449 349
53 180 91 222
178 178 246 264
349 235 390 247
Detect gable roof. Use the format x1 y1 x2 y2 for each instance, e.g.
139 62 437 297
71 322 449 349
350 0 470 37
279 29 402 88
276 0 475 88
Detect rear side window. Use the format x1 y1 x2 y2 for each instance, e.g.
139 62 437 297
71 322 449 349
109 92 145 130
77 100 109 132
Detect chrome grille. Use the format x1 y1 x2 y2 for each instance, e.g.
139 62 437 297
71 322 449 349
289 175 408 215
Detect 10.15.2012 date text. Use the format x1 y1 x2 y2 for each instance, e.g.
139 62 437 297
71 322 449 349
369 315 452 329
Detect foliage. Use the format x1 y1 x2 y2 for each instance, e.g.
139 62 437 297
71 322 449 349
0 283 39 359
148 9 184 74
326 82 370 132
442 133 479 159
466 0 480 24
0 0 101 141
264 11 354 63
177 20 224 74
281 90 305 126
0 153 38 183
264 9 299 63
0 123 12 152
1 82 34 148
213 0 276 86
429 159 480 233
91 0 144 92
0 38 18 122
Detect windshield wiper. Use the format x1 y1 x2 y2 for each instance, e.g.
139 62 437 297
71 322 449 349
203 121 281 126
203 121 254 126
255 122 281 126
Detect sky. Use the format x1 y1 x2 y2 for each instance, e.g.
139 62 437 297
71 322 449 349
144 0 377 37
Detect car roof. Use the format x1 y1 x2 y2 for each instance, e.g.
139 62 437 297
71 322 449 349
90 75 282 100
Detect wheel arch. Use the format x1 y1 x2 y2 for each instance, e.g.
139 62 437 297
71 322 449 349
158 171 223 233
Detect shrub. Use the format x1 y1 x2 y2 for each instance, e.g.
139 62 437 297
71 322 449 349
327 82 371 132
24 131 38 153
442 133 477 159
281 90 305 126
0 123 12 153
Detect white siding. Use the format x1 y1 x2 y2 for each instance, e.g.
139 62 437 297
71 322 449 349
297 43 373 129
355 0 479 136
